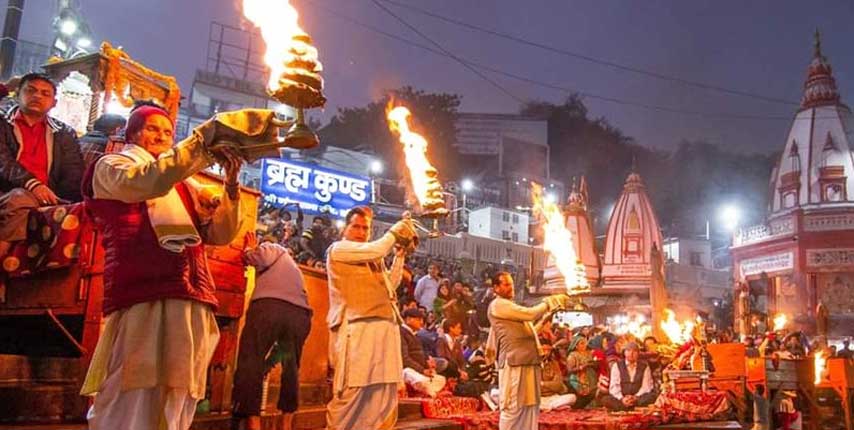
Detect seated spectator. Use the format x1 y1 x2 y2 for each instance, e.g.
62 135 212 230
540 341 568 397
0 73 84 258
566 335 598 409
432 280 453 321
79 113 126 168
540 341 576 411
436 319 467 379
299 216 330 260
445 281 474 329
744 336 760 358
400 298 418 313
600 342 657 411
400 309 447 397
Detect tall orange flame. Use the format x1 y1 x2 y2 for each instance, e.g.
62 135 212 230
532 183 589 295
814 350 827 385
242 0 322 91
387 106 444 212
660 309 695 345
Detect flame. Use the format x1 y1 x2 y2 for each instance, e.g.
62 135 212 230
773 313 788 331
660 309 695 345
532 183 590 295
611 314 651 339
242 0 322 90
386 106 443 210
814 350 827 385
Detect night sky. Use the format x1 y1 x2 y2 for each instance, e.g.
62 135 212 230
12 0 854 154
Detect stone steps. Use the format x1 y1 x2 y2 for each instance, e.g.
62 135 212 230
0 400 463 430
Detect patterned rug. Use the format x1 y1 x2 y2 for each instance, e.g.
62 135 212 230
2 203 88 277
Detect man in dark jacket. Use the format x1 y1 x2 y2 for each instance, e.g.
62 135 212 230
400 308 446 397
0 73 84 257
78 113 126 168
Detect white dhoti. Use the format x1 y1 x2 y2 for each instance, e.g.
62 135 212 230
402 368 447 398
540 393 577 411
81 299 220 430
327 318 402 430
498 364 540 430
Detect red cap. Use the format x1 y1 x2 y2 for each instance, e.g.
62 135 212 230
125 105 171 142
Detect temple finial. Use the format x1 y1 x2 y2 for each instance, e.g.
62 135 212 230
814 28 823 60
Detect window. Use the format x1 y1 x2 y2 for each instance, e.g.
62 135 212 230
512 232 519 242
512 214 519 224
690 252 703 267
502 211 510 222
502 230 510 240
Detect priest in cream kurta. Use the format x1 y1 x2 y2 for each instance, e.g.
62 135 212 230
487 272 567 430
325 206 417 430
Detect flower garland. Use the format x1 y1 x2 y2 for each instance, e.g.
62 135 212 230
99 41 181 122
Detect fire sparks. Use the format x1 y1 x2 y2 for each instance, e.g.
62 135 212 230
242 0 323 93
773 313 788 331
532 183 590 295
660 309 696 345
386 106 446 214
814 350 827 385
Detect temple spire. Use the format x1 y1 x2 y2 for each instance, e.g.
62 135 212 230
800 29 841 109
813 28 823 60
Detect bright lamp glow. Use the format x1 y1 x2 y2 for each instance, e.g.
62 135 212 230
544 193 556 204
461 178 474 192
719 204 741 231
369 160 383 174
76 37 92 48
60 19 78 36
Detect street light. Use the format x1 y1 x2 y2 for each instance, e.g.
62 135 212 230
369 159 383 174
544 192 556 204
719 204 741 232
76 37 91 48
460 178 474 228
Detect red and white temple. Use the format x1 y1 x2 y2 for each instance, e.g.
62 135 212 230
732 32 854 337
543 171 666 328
601 172 664 291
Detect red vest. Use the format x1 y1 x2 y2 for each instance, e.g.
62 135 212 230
82 160 218 315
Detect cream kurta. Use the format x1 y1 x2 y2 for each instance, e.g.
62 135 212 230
489 297 548 430
326 233 404 430
81 136 240 430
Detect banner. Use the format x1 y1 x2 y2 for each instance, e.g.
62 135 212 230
260 158 372 218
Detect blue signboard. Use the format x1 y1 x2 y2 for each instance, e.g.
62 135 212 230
260 158 372 218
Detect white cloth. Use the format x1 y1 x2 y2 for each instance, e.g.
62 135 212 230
402 368 447 398
326 383 398 430
540 393 577 412
414 274 439 309
119 145 201 253
84 300 218 430
608 359 654 400
327 318 402 430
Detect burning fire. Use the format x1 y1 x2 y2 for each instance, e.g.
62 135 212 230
814 350 827 385
660 309 695 345
386 106 446 213
773 313 788 331
531 183 590 295
242 0 323 91
610 314 651 339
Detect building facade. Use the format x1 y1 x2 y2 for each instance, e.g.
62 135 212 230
731 34 854 337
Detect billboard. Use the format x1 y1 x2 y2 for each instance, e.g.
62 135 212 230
260 158 372 218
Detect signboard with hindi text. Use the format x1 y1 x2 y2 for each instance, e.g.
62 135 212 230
260 158 372 218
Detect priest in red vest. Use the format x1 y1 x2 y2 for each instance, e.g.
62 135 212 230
79 104 283 430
